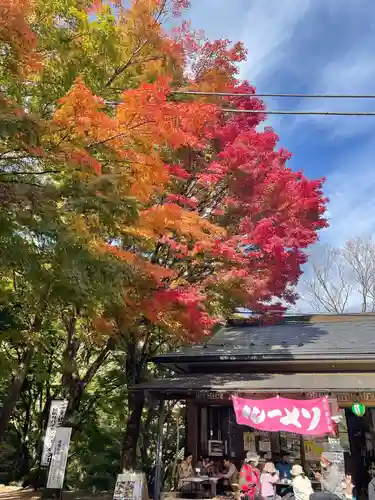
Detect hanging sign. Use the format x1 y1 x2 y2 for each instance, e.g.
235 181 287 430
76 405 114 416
46 427 72 489
232 396 333 436
243 432 256 452
303 439 323 461
41 399 69 466
352 402 366 417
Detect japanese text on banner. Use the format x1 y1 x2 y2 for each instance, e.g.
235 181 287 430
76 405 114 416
232 396 333 436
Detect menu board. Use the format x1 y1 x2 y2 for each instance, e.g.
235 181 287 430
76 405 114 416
113 472 147 500
280 432 301 459
256 431 272 459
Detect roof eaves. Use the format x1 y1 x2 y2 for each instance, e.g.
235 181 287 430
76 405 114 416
151 350 375 364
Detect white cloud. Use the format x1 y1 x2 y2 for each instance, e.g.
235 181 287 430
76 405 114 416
293 140 375 312
238 0 311 83
292 37 375 139
321 164 375 246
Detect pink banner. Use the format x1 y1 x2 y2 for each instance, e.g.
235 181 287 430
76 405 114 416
232 395 333 436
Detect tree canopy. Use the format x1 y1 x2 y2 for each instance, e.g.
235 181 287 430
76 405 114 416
0 0 327 486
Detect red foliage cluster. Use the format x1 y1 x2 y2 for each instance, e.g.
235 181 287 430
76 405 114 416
3 0 326 339
138 80 327 337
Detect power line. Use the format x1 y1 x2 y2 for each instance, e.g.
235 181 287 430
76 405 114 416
221 109 375 116
171 90 375 99
105 100 375 116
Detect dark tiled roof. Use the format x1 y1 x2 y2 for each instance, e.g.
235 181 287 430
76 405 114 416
134 372 375 393
153 315 375 362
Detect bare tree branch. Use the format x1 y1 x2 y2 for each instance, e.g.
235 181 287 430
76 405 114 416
303 245 353 313
342 236 375 312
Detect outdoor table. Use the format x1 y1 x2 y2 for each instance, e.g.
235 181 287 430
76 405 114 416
276 479 292 497
278 479 292 486
180 476 218 498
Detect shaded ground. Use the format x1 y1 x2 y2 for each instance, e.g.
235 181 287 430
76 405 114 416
0 486 112 500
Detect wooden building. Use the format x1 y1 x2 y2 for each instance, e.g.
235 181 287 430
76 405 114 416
135 313 375 499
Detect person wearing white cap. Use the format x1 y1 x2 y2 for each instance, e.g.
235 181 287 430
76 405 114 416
239 452 261 499
260 462 279 500
291 464 313 500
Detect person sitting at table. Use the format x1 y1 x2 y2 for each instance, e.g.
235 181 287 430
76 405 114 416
277 454 293 480
239 452 260 499
197 454 214 475
217 456 238 494
311 452 343 500
260 462 280 500
291 464 313 500
178 451 194 492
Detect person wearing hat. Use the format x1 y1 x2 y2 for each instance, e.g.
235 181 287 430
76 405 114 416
239 452 261 499
260 462 279 500
311 452 343 500
291 464 313 500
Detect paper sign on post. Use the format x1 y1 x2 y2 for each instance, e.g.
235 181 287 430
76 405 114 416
41 400 68 466
243 432 256 452
46 427 72 489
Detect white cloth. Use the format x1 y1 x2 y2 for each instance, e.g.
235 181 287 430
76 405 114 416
292 475 314 500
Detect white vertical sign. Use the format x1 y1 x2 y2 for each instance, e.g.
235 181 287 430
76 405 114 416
41 400 69 466
46 427 72 489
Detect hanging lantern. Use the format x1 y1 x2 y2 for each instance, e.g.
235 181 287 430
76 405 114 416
352 402 366 417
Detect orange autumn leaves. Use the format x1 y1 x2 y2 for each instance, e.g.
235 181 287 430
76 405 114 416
51 76 223 293
0 0 42 74
52 77 218 193
124 203 226 261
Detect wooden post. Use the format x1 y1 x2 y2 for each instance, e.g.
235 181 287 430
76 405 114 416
300 434 306 470
154 399 165 500
186 401 198 460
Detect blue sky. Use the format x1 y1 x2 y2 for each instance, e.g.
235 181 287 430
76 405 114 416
187 0 375 310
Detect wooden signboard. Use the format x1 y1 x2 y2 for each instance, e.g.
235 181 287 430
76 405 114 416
195 390 375 405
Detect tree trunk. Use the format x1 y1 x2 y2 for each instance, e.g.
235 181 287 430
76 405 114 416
63 341 115 423
118 325 155 471
120 392 144 471
0 346 34 442
0 306 45 443
139 406 157 471
19 388 32 478
59 307 115 425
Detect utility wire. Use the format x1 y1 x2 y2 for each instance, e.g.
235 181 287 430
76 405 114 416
171 90 375 99
221 109 375 116
105 100 375 116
